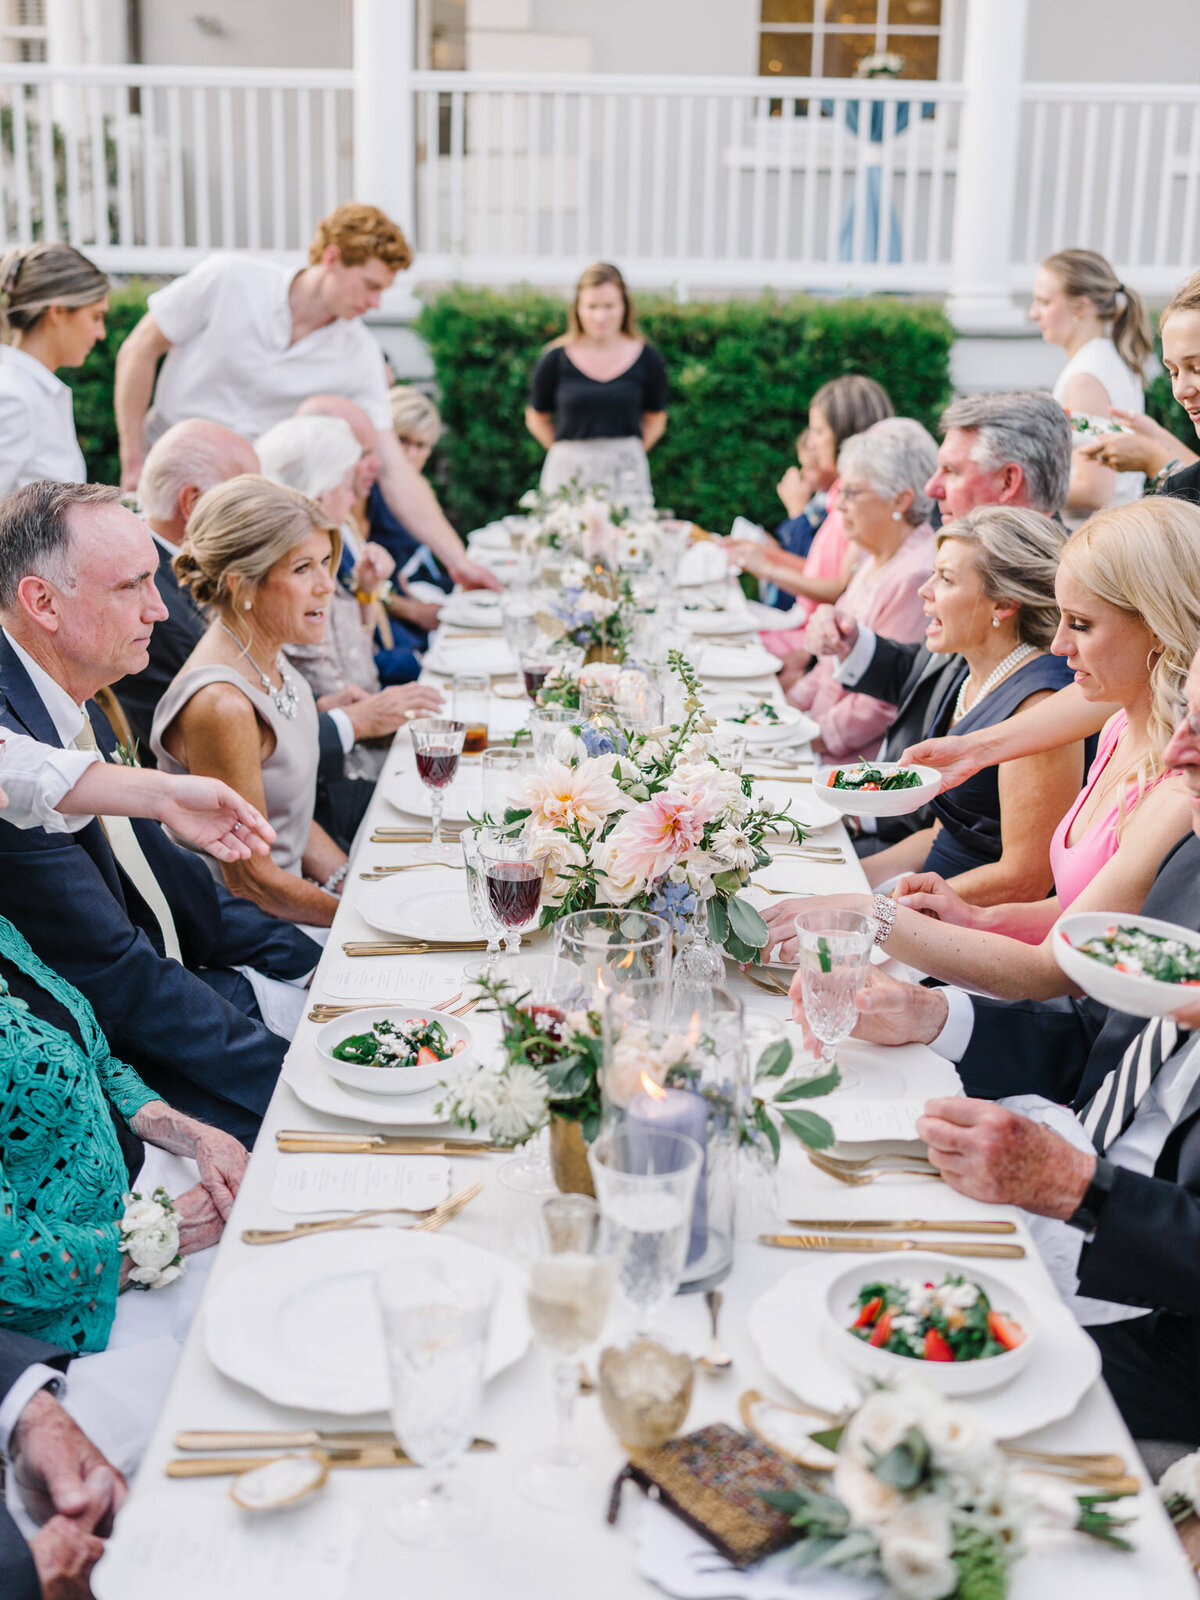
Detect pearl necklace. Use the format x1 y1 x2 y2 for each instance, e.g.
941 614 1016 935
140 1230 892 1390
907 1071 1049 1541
219 623 301 721
953 644 1039 725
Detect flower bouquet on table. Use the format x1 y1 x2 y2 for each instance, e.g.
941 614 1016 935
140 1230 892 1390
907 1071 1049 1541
510 654 804 965
518 480 661 571
764 1378 1134 1600
535 572 634 664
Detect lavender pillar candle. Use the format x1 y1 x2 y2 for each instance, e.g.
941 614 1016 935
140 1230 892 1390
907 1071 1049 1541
627 1081 709 1265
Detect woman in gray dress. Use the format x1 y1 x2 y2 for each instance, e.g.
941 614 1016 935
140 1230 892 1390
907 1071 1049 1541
151 475 349 926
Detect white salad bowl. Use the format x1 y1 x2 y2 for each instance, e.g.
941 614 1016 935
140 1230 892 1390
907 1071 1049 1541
315 1006 475 1097
814 762 941 818
707 693 820 749
823 1253 1036 1397
1053 911 1200 1019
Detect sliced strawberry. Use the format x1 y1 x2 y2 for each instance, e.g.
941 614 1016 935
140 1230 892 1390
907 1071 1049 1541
987 1311 1025 1350
827 771 840 787
853 1296 882 1329
867 1309 893 1348
923 1327 954 1362
415 1046 440 1066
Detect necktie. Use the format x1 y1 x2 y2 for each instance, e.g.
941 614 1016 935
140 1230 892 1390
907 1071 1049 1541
72 717 183 964
1079 1015 1182 1153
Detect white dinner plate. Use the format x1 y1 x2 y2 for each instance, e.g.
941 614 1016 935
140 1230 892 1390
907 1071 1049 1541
425 637 518 677
705 692 819 748
681 607 753 636
744 599 802 633
748 1255 1099 1439
282 1032 487 1126
440 598 504 630
383 764 485 823
204 1229 530 1414
696 643 783 680
357 867 478 943
1053 910 1200 1018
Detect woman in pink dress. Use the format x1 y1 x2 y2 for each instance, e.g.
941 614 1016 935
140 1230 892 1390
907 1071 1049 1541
789 418 939 763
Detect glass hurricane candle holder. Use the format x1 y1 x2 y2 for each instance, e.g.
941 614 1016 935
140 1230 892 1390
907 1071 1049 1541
551 910 672 1011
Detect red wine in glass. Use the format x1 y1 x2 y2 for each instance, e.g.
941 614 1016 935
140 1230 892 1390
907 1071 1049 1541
523 663 552 701
486 861 542 927
415 745 460 789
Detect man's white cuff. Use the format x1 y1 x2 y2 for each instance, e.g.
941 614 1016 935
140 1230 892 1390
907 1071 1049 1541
929 987 975 1063
327 709 356 755
0 1365 65 1455
833 623 877 687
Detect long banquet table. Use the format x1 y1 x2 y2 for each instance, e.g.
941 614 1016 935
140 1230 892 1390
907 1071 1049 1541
92 590 1198 1600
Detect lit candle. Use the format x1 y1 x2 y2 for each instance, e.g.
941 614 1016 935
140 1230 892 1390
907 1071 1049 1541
627 1072 709 1266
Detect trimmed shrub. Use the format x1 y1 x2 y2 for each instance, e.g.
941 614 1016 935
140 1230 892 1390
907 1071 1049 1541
417 287 954 534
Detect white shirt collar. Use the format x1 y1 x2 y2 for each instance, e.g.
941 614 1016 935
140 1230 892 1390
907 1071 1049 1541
147 525 177 559
1 344 69 395
2 628 86 747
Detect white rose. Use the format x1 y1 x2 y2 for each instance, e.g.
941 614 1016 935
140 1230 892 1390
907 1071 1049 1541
593 837 648 906
832 1458 903 1529
551 727 588 763
121 1197 166 1232
125 1217 180 1271
878 1498 958 1600
1161 1451 1200 1512
842 1389 922 1468
1027 1478 1085 1531
526 827 587 906
922 1400 988 1466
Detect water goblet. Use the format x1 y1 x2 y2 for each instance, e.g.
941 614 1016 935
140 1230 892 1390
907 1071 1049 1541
480 833 548 963
530 705 579 762
452 673 490 755
792 909 877 1090
375 1259 497 1548
502 597 540 658
409 717 466 858
711 727 747 774
482 746 530 831
517 1194 614 1511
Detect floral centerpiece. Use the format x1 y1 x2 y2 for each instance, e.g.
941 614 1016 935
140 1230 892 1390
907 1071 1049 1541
509 654 803 965
536 572 634 663
518 479 661 571
765 1378 1133 1600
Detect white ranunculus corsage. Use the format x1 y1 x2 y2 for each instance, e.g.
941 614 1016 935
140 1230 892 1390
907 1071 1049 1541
118 1185 184 1290
1160 1450 1200 1522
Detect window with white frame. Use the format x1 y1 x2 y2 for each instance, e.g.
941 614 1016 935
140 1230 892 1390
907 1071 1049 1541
1 0 47 63
759 0 952 82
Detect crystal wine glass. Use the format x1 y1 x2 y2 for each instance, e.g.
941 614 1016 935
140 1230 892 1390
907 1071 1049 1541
520 650 559 703
792 908 877 1091
409 717 466 858
460 826 504 982
482 747 530 835
479 833 548 964
375 1259 497 1548
518 1194 614 1511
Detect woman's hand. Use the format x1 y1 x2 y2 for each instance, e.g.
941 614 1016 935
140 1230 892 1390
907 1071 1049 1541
899 734 986 792
353 542 395 591
172 1184 226 1256
1077 409 1196 476
192 1125 249 1220
777 465 811 520
893 870 975 927
761 892 874 964
725 538 772 578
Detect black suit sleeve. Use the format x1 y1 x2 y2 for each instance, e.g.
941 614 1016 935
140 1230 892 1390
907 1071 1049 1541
0 1330 68 1398
955 992 1104 1104
854 636 923 706
1078 1164 1200 1315
317 713 346 788
0 1330 71 1600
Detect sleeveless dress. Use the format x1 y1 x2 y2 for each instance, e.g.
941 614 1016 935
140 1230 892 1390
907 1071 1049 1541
149 659 319 880
922 653 1075 878
1052 336 1145 508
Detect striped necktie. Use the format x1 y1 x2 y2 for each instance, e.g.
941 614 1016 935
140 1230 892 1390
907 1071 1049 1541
1079 1016 1182 1153
72 718 183 964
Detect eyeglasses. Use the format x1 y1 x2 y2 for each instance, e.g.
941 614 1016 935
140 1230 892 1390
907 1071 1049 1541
837 485 878 503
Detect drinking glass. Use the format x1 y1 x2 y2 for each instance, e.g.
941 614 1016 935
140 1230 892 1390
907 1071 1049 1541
615 681 666 732
520 650 559 703
409 718 466 857
375 1259 497 1547
502 597 540 658
518 1194 614 1511
792 909 877 1090
551 910 672 1011
530 705 579 762
737 1012 787 1241
480 833 547 962
482 747 530 831
461 827 504 980
452 673 490 755
711 727 747 774
588 1127 702 1333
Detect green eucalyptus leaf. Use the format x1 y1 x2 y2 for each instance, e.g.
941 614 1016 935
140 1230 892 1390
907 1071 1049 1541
774 1064 841 1101
727 895 769 949
755 1038 793 1079
778 1107 837 1149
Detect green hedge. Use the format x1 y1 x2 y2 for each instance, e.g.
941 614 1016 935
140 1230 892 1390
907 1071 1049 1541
417 287 955 534
63 280 156 486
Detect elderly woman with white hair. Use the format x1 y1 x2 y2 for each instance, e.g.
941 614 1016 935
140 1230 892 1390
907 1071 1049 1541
790 417 939 763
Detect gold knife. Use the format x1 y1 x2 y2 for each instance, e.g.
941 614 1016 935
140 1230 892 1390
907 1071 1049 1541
761 1234 1025 1259
343 941 487 956
786 1218 1017 1235
275 1131 500 1155
175 1429 494 1453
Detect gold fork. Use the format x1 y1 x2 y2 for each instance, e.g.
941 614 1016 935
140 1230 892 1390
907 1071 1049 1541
308 992 463 1021
241 1182 483 1246
359 862 465 880
807 1147 940 1186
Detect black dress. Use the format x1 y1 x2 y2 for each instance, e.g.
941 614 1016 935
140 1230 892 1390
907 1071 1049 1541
528 344 668 440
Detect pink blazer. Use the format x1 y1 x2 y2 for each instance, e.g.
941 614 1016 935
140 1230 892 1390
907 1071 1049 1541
788 524 936 763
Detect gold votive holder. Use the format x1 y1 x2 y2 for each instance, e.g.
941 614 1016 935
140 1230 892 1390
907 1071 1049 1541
597 1338 694 1449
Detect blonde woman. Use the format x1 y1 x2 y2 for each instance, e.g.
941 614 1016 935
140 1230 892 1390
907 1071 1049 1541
367 386 455 597
0 243 109 495
525 261 667 506
766 497 1200 1001
1030 249 1153 518
151 476 348 927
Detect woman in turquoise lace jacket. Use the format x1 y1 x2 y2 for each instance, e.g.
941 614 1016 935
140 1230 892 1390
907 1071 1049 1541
0 917 248 1353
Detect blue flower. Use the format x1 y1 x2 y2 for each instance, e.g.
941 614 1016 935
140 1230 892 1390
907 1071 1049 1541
579 721 629 757
648 880 698 933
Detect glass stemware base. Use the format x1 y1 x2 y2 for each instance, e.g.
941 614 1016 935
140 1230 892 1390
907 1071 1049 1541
515 1442 606 1512
384 1470 486 1548
498 1126 558 1195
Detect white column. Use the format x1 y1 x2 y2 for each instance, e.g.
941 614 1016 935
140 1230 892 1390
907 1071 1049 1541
354 0 420 313
945 0 1029 334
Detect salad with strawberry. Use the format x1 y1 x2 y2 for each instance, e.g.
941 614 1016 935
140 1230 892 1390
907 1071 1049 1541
331 1016 466 1072
849 1273 1025 1363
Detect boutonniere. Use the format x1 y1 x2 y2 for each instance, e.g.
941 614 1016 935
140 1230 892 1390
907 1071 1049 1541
112 738 141 768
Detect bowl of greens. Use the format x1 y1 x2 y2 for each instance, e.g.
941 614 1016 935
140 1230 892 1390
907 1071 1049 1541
814 761 941 818
1054 911 1200 1018
707 693 819 749
825 1255 1034 1396
315 1007 475 1096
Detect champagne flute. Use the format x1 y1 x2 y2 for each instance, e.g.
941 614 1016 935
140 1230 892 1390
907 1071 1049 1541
792 908 877 1091
518 1195 613 1511
409 718 467 858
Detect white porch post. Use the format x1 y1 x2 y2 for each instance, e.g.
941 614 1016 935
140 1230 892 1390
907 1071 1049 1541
945 0 1029 333
353 0 420 312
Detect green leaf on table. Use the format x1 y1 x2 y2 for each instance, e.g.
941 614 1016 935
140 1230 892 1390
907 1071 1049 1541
755 1037 793 1079
724 931 760 965
727 894 769 950
779 1107 836 1149
753 1099 781 1163
706 896 730 946
774 1064 841 1101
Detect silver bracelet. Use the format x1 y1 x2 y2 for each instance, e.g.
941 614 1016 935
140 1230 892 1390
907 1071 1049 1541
871 892 896 947
321 863 349 893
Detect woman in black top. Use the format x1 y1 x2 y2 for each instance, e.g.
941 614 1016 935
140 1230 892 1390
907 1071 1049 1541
525 262 668 509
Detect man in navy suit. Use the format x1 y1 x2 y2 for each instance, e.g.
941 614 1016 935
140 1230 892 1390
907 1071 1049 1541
0 1329 124 1599
0 479 321 1145
790 649 1200 1441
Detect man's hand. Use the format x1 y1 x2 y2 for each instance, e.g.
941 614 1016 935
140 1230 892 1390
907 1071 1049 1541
151 775 275 863
11 1390 126 1534
804 606 858 662
29 1515 105 1599
316 685 370 712
344 683 445 741
449 555 502 593
789 964 949 1048
916 1098 1095 1218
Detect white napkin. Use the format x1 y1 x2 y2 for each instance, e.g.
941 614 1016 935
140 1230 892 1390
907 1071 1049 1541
729 515 769 543
268 1154 452 1214
426 637 517 676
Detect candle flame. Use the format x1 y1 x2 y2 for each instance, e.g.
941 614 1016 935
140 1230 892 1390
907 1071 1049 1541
640 1071 668 1101
617 949 634 972
687 1010 702 1046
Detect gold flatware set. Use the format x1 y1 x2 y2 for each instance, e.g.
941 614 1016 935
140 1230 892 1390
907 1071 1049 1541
307 995 480 1023
241 1180 483 1246
806 1147 942 1185
359 861 465 880
760 1232 1025 1260
275 1130 500 1155
167 1432 495 1479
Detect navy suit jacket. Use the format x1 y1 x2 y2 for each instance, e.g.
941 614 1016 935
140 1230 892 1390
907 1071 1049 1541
0 634 321 1143
958 831 1200 1315
0 1330 70 1600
